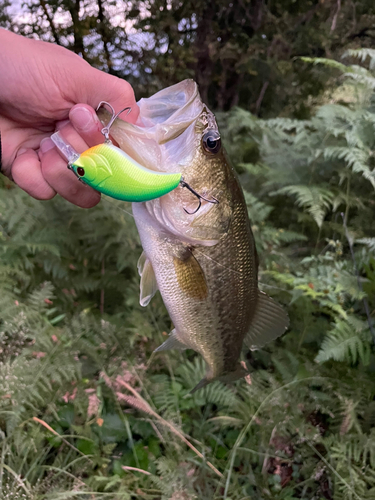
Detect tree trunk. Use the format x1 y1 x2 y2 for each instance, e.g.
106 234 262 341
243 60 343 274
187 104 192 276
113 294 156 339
97 0 113 73
68 0 85 58
39 0 61 45
193 5 216 105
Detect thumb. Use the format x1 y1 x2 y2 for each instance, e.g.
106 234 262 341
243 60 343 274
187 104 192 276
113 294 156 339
78 68 140 125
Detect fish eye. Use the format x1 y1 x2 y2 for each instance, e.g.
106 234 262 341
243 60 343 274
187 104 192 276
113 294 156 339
77 167 85 177
202 130 221 154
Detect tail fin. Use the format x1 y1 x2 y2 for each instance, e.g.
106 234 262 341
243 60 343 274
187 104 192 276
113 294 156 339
218 364 248 384
190 377 210 394
190 364 248 393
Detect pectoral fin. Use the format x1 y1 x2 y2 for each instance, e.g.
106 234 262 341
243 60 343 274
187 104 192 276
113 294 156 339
173 251 208 300
245 291 289 350
138 252 158 307
137 251 147 276
154 328 195 352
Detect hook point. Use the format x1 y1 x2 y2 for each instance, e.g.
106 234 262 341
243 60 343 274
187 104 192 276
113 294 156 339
180 179 218 215
96 102 132 141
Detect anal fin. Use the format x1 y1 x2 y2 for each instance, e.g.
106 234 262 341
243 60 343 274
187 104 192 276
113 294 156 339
245 291 289 350
138 251 158 307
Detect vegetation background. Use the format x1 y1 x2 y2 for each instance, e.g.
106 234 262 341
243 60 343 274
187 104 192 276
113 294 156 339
1 0 375 498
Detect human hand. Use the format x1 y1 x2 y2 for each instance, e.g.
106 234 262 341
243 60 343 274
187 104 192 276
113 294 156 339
0 29 139 208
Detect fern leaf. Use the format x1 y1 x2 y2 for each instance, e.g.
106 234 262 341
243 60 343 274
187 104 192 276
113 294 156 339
300 56 349 73
357 237 375 251
316 316 372 365
273 185 334 227
343 48 375 70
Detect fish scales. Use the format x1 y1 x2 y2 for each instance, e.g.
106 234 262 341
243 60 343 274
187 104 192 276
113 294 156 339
134 151 257 379
100 80 289 392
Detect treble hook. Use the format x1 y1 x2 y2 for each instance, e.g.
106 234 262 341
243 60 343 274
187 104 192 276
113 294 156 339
96 101 132 143
180 179 219 214
96 102 219 214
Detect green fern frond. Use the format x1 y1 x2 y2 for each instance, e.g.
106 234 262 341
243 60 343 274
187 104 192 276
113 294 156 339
273 185 334 227
357 237 375 252
319 146 375 187
243 191 273 224
300 56 349 73
316 316 372 365
343 48 375 70
344 71 375 92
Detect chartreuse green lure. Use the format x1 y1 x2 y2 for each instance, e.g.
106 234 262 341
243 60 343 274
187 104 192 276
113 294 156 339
51 101 218 213
69 143 182 202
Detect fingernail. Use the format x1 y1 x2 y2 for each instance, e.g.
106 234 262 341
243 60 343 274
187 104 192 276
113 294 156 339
56 119 70 131
70 106 96 132
40 138 55 154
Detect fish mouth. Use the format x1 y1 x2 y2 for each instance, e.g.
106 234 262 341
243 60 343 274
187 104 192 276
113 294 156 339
99 80 228 246
98 79 205 175
137 79 202 139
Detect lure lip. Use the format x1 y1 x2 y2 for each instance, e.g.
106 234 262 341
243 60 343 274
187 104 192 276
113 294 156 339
51 132 80 165
50 132 89 184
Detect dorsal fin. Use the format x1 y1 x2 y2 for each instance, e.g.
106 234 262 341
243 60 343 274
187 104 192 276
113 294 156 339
244 291 289 350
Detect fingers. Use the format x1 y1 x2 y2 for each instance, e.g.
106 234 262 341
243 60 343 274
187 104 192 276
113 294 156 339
41 100 132 207
69 104 105 147
40 73 138 207
11 149 56 200
4 64 138 209
69 101 135 148
39 124 101 209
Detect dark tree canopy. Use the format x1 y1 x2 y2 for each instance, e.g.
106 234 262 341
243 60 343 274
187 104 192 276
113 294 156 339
3 0 375 116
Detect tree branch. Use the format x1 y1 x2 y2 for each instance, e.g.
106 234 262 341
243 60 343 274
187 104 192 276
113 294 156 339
39 0 61 45
255 81 269 116
331 0 341 32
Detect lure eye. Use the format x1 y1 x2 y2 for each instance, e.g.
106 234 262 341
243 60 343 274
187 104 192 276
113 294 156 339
77 167 85 177
202 130 221 154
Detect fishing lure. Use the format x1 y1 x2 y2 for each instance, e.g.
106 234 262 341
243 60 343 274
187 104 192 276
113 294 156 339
51 102 218 214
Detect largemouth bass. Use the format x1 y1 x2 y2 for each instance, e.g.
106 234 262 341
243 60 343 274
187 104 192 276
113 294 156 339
99 80 289 392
